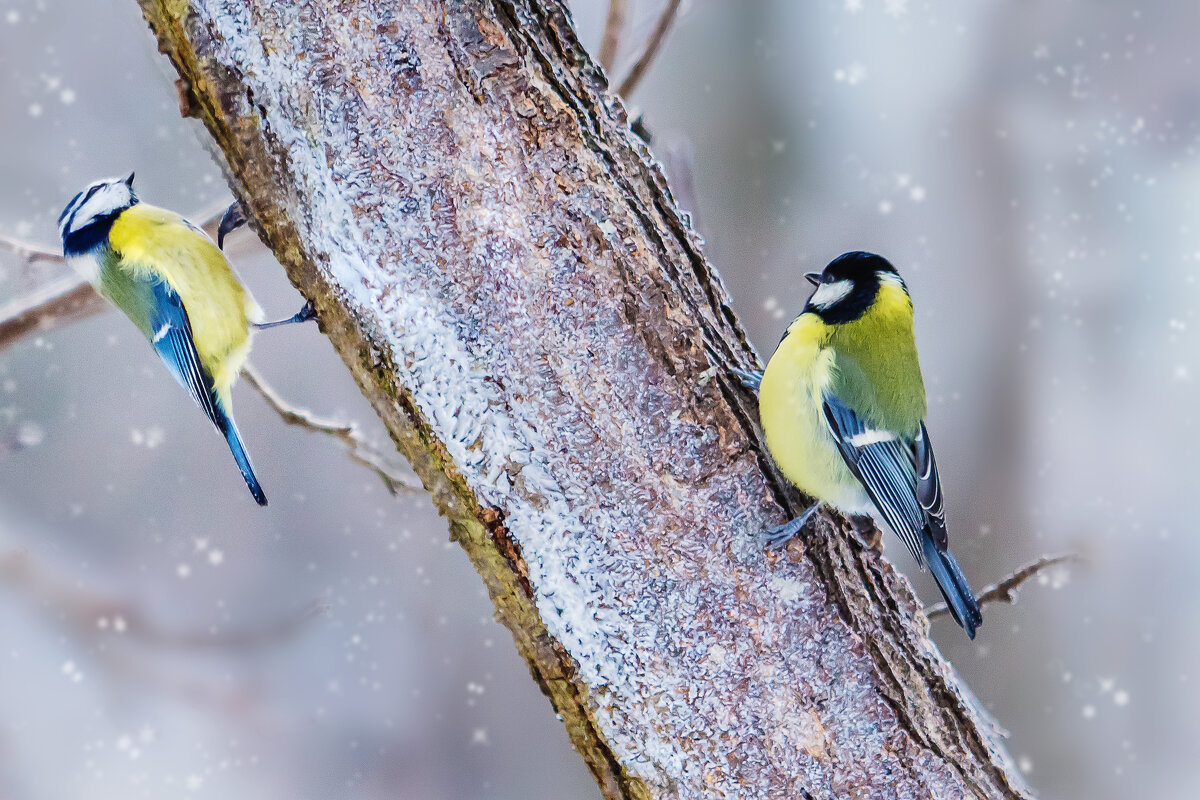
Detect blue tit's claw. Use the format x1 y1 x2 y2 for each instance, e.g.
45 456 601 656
254 301 317 330
216 202 247 250
758 502 820 550
296 300 317 323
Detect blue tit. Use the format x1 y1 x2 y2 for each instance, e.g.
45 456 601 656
58 174 276 505
756 251 982 638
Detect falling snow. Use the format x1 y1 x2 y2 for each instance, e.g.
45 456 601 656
833 62 867 86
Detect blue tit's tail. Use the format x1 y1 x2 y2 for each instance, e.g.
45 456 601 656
215 402 267 507
921 533 981 639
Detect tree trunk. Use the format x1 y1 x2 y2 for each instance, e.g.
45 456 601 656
135 2 1033 798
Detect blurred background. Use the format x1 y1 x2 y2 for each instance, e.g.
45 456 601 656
0 0 1193 797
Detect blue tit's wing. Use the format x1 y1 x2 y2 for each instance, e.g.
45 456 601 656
147 278 222 431
821 392 926 564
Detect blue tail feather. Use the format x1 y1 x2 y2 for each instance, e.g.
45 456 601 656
921 534 981 639
215 403 267 507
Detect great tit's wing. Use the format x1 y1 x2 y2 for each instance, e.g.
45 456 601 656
821 392 926 564
146 278 222 431
913 422 948 550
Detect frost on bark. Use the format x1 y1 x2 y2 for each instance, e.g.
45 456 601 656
135 2 1033 798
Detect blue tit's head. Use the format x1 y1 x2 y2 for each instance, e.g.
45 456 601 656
803 251 906 324
59 173 138 247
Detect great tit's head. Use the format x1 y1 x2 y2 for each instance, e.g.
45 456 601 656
59 173 138 242
803 251 906 323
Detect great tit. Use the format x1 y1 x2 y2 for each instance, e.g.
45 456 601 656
754 251 983 638
58 174 310 506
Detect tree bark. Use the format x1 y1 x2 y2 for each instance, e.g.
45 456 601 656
135 2 1033 798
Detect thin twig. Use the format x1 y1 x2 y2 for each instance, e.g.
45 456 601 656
925 553 1081 620
617 0 683 98
598 0 628 73
240 362 419 495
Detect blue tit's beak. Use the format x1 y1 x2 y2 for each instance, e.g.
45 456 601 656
124 172 135 187
804 272 822 286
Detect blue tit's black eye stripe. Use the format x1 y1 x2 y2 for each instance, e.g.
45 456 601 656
59 183 106 230
58 191 83 226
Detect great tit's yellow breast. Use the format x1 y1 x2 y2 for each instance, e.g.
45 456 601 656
108 204 261 397
759 313 871 512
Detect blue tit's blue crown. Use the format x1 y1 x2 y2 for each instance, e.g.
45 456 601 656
60 173 138 255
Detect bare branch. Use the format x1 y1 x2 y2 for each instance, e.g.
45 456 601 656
0 235 62 265
0 275 105 353
925 553 1081 620
134 2 1034 795
0 548 324 652
0 545 321 720
598 0 627 73
239 362 419 495
617 0 682 98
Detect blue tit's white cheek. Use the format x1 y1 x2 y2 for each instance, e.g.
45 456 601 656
67 252 102 284
809 279 853 309
64 180 134 236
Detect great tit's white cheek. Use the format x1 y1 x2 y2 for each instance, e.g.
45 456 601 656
809 279 853 309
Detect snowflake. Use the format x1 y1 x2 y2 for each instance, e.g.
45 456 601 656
844 0 863 12
834 62 868 86
884 0 909 17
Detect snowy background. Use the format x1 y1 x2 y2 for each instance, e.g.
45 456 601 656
0 0 1195 798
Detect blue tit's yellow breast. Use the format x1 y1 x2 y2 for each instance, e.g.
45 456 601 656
758 313 871 512
108 204 263 395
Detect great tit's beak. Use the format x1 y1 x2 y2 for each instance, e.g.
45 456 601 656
804 272 822 286
124 172 136 187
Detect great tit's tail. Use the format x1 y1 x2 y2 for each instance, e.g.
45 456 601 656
921 533 981 639
215 403 267 507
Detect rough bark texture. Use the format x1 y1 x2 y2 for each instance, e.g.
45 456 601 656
135 2 1033 798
